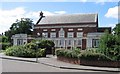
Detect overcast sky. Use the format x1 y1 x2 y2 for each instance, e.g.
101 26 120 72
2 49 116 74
0 0 119 34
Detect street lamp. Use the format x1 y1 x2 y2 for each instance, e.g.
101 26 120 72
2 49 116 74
35 32 40 63
35 41 39 63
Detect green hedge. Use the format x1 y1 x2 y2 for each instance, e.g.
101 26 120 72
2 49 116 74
56 48 113 61
1 43 11 50
79 51 111 61
56 48 81 59
5 43 45 58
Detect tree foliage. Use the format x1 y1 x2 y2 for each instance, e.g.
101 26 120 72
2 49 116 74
0 36 11 50
38 40 55 49
99 23 120 61
0 36 9 43
5 18 33 42
32 39 55 54
5 44 45 58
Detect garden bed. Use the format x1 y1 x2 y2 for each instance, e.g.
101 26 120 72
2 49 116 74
57 56 120 68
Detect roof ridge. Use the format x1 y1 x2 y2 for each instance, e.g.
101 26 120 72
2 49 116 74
45 13 97 17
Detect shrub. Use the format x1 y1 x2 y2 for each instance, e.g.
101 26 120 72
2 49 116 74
32 39 55 54
56 48 81 59
5 44 45 58
38 39 55 49
24 42 37 50
55 48 65 56
72 47 81 54
1 43 11 50
79 51 111 61
56 48 113 61
5 45 24 56
86 48 99 53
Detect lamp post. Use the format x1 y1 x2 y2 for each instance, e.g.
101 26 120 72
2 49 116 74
35 11 45 62
35 41 39 63
41 33 47 57
35 32 40 63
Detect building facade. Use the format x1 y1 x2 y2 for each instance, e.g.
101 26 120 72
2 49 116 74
11 13 111 50
11 34 28 45
33 13 111 49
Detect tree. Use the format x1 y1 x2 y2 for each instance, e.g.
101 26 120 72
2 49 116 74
5 18 33 42
113 23 120 35
32 39 55 54
113 23 120 46
38 40 55 48
113 23 120 60
1 36 9 43
99 23 120 61
0 36 11 50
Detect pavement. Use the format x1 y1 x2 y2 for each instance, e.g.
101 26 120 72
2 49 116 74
0 53 120 72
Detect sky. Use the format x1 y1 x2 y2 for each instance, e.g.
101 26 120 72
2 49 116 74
0 0 119 34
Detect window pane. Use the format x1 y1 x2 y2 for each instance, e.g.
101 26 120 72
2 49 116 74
50 33 56 38
92 39 99 48
59 33 64 38
77 32 83 37
68 32 73 38
77 40 81 45
17 39 23 45
59 40 62 45
68 40 71 45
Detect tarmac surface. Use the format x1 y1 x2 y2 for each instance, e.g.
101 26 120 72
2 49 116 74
0 53 120 72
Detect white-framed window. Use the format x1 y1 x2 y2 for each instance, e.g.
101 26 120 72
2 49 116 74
59 33 64 38
68 29 73 31
67 32 73 38
77 28 83 31
77 40 82 45
59 31 64 38
50 32 56 38
59 40 62 46
43 29 47 31
92 39 99 48
51 29 56 31
74 40 77 46
43 32 48 38
68 40 71 45
77 32 83 38
17 39 23 45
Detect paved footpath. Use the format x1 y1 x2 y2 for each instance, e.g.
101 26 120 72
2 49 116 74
0 53 120 72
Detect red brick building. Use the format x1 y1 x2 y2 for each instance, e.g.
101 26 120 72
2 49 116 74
12 13 111 50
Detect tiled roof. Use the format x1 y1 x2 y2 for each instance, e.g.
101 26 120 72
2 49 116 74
38 13 98 24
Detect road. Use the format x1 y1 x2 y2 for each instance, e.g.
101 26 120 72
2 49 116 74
0 59 118 74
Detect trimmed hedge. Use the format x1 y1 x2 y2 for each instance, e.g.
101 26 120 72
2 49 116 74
56 48 81 59
79 52 111 61
56 48 114 61
1 43 11 50
5 43 45 58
